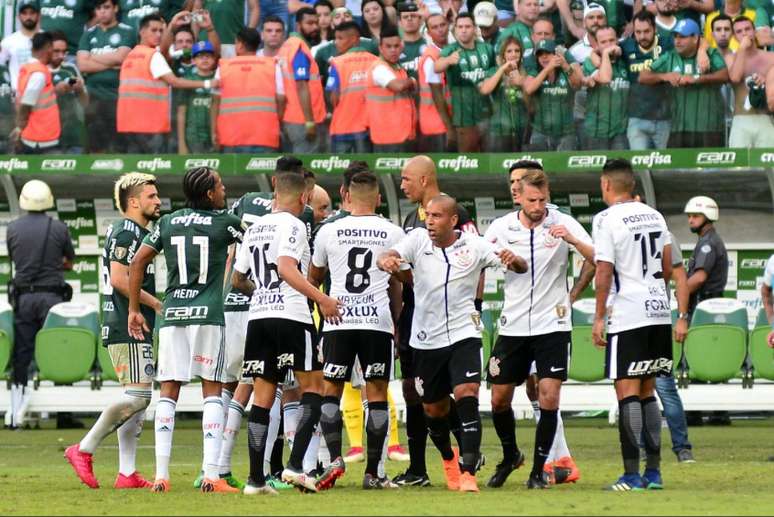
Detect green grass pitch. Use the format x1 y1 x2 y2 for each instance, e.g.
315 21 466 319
2 416 774 515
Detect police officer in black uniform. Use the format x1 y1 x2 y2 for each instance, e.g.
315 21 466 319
684 196 728 314
6 180 74 429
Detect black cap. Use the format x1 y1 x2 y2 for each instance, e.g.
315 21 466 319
18 0 40 13
397 2 419 13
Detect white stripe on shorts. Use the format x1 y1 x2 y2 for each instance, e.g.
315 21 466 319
304 330 312 371
609 334 618 379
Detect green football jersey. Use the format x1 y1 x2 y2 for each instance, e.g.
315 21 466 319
101 218 156 345
204 0 245 45
649 47 727 133
144 208 244 327
120 0 167 33
399 38 425 80
495 21 532 54
224 192 315 312
0 64 13 137
40 0 93 53
51 63 85 148
441 41 495 127
180 69 215 148
621 35 672 120
486 68 528 136
582 56 630 138
78 22 137 101
528 67 575 137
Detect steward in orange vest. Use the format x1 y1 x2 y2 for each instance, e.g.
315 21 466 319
277 7 326 153
13 32 60 154
213 28 285 152
327 22 377 153
417 13 453 153
116 13 214 153
365 27 417 152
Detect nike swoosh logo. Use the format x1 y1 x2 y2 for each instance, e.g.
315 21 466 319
550 367 565 372
423 251 433 255
507 240 519 244
465 371 478 377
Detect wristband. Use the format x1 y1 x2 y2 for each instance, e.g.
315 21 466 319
474 298 483 312
678 312 689 321
204 79 212 89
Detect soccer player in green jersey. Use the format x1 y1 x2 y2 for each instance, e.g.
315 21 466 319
65 173 162 490
582 26 630 149
128 167 245 494
435 12 496 151
50 31 88 153
177 40 217 154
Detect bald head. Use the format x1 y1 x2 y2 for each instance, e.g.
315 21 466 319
310 184 332 224
427 194 457 217
400 155 440 204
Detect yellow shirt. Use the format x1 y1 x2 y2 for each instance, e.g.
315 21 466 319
704 9 758 51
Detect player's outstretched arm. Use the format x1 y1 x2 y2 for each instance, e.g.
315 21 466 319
232 270 256 297
592 261 614 348
377 250 412 283
278 256 342 323
128 245 158 341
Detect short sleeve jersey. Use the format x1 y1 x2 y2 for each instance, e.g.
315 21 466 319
441 41 495 126
312 214 405 334
399 39 426 80
78 23 137 101
649 47 727 132
144 208 244 327
51 63 84 148
528 66 575 137
234 211 312 324
391 229 501 349
101 218 155 345
40 0 93 53
582 56 630 138
486 67 528 136
224 192 314 312
119 0 168 33
485 208 592 336
180 69 215 147
687 227 728 296
592 201 672 333
205 0 245 45
621 35 672 120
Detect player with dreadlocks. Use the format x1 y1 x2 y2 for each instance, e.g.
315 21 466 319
127 166 246 494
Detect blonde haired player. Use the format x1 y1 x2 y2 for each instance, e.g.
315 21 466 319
65 173 163 489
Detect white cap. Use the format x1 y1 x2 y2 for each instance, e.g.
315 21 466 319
684 196 719 222
583 3 606 18
19 180 54 212
473 1 497 27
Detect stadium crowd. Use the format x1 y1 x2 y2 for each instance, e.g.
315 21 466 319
0 0 774 155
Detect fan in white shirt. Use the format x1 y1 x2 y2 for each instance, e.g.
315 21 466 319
592 158 675 491
0 1 38 91
378 194 526 492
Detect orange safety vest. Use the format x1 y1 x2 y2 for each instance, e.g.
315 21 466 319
329 50 378 136
278 35 326 125
418 44 451 137
216 56 280 148
17 61 60 143
366 59 416 145
116 45 170 134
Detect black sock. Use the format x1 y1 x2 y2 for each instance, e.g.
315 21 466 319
492 407 518 462
247 405 271 485
641 396 661 471
319 395 343 460
619 395 643 475
426 413 454 461
531 408 558 477
447 397 463 449
455 397 481 475
288 392 322 471
405 403 428 475
365 401 389 476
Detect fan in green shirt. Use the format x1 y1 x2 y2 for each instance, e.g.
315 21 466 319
51 35 88 151
640 19 729 148
397 2 424 79
496 0 540 53
40 0 93 54
119 0 168 33
177 42 216 154
77 15 136 101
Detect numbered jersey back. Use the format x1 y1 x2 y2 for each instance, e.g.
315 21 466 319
312 215 404 333
592 201 672 333
235 211 313 325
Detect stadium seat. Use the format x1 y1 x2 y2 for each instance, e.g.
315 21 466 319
0 303 13 378
34 302 99 388
568 299 605 382
749 308 774 381
683 298 748 383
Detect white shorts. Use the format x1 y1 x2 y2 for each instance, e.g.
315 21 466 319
157 325 227 383
224 311 249 383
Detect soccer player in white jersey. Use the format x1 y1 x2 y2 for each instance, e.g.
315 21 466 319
484 168 595 490
308 171 405 490
378 195 527 493
231 172 342 495
592 159 677 492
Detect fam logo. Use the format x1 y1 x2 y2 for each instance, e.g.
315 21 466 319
696 152 736 166
42 159 77 171
567 155 606 169
185 158 220 169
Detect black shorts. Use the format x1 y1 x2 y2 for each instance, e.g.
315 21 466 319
398 339 415 379
242 318 320 383
413 338 482 404
605 324 673 380
321 329 394 382
487 332 571 385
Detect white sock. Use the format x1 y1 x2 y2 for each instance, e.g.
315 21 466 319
283 401 301 450
531 400 541 423
550 412 571 460
117 410 145 476
202 396 224 480
154 397 177 480
80 389 150 454
263 390 282 477
218 400 245 475
378 422 388 479
303 425 321 473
